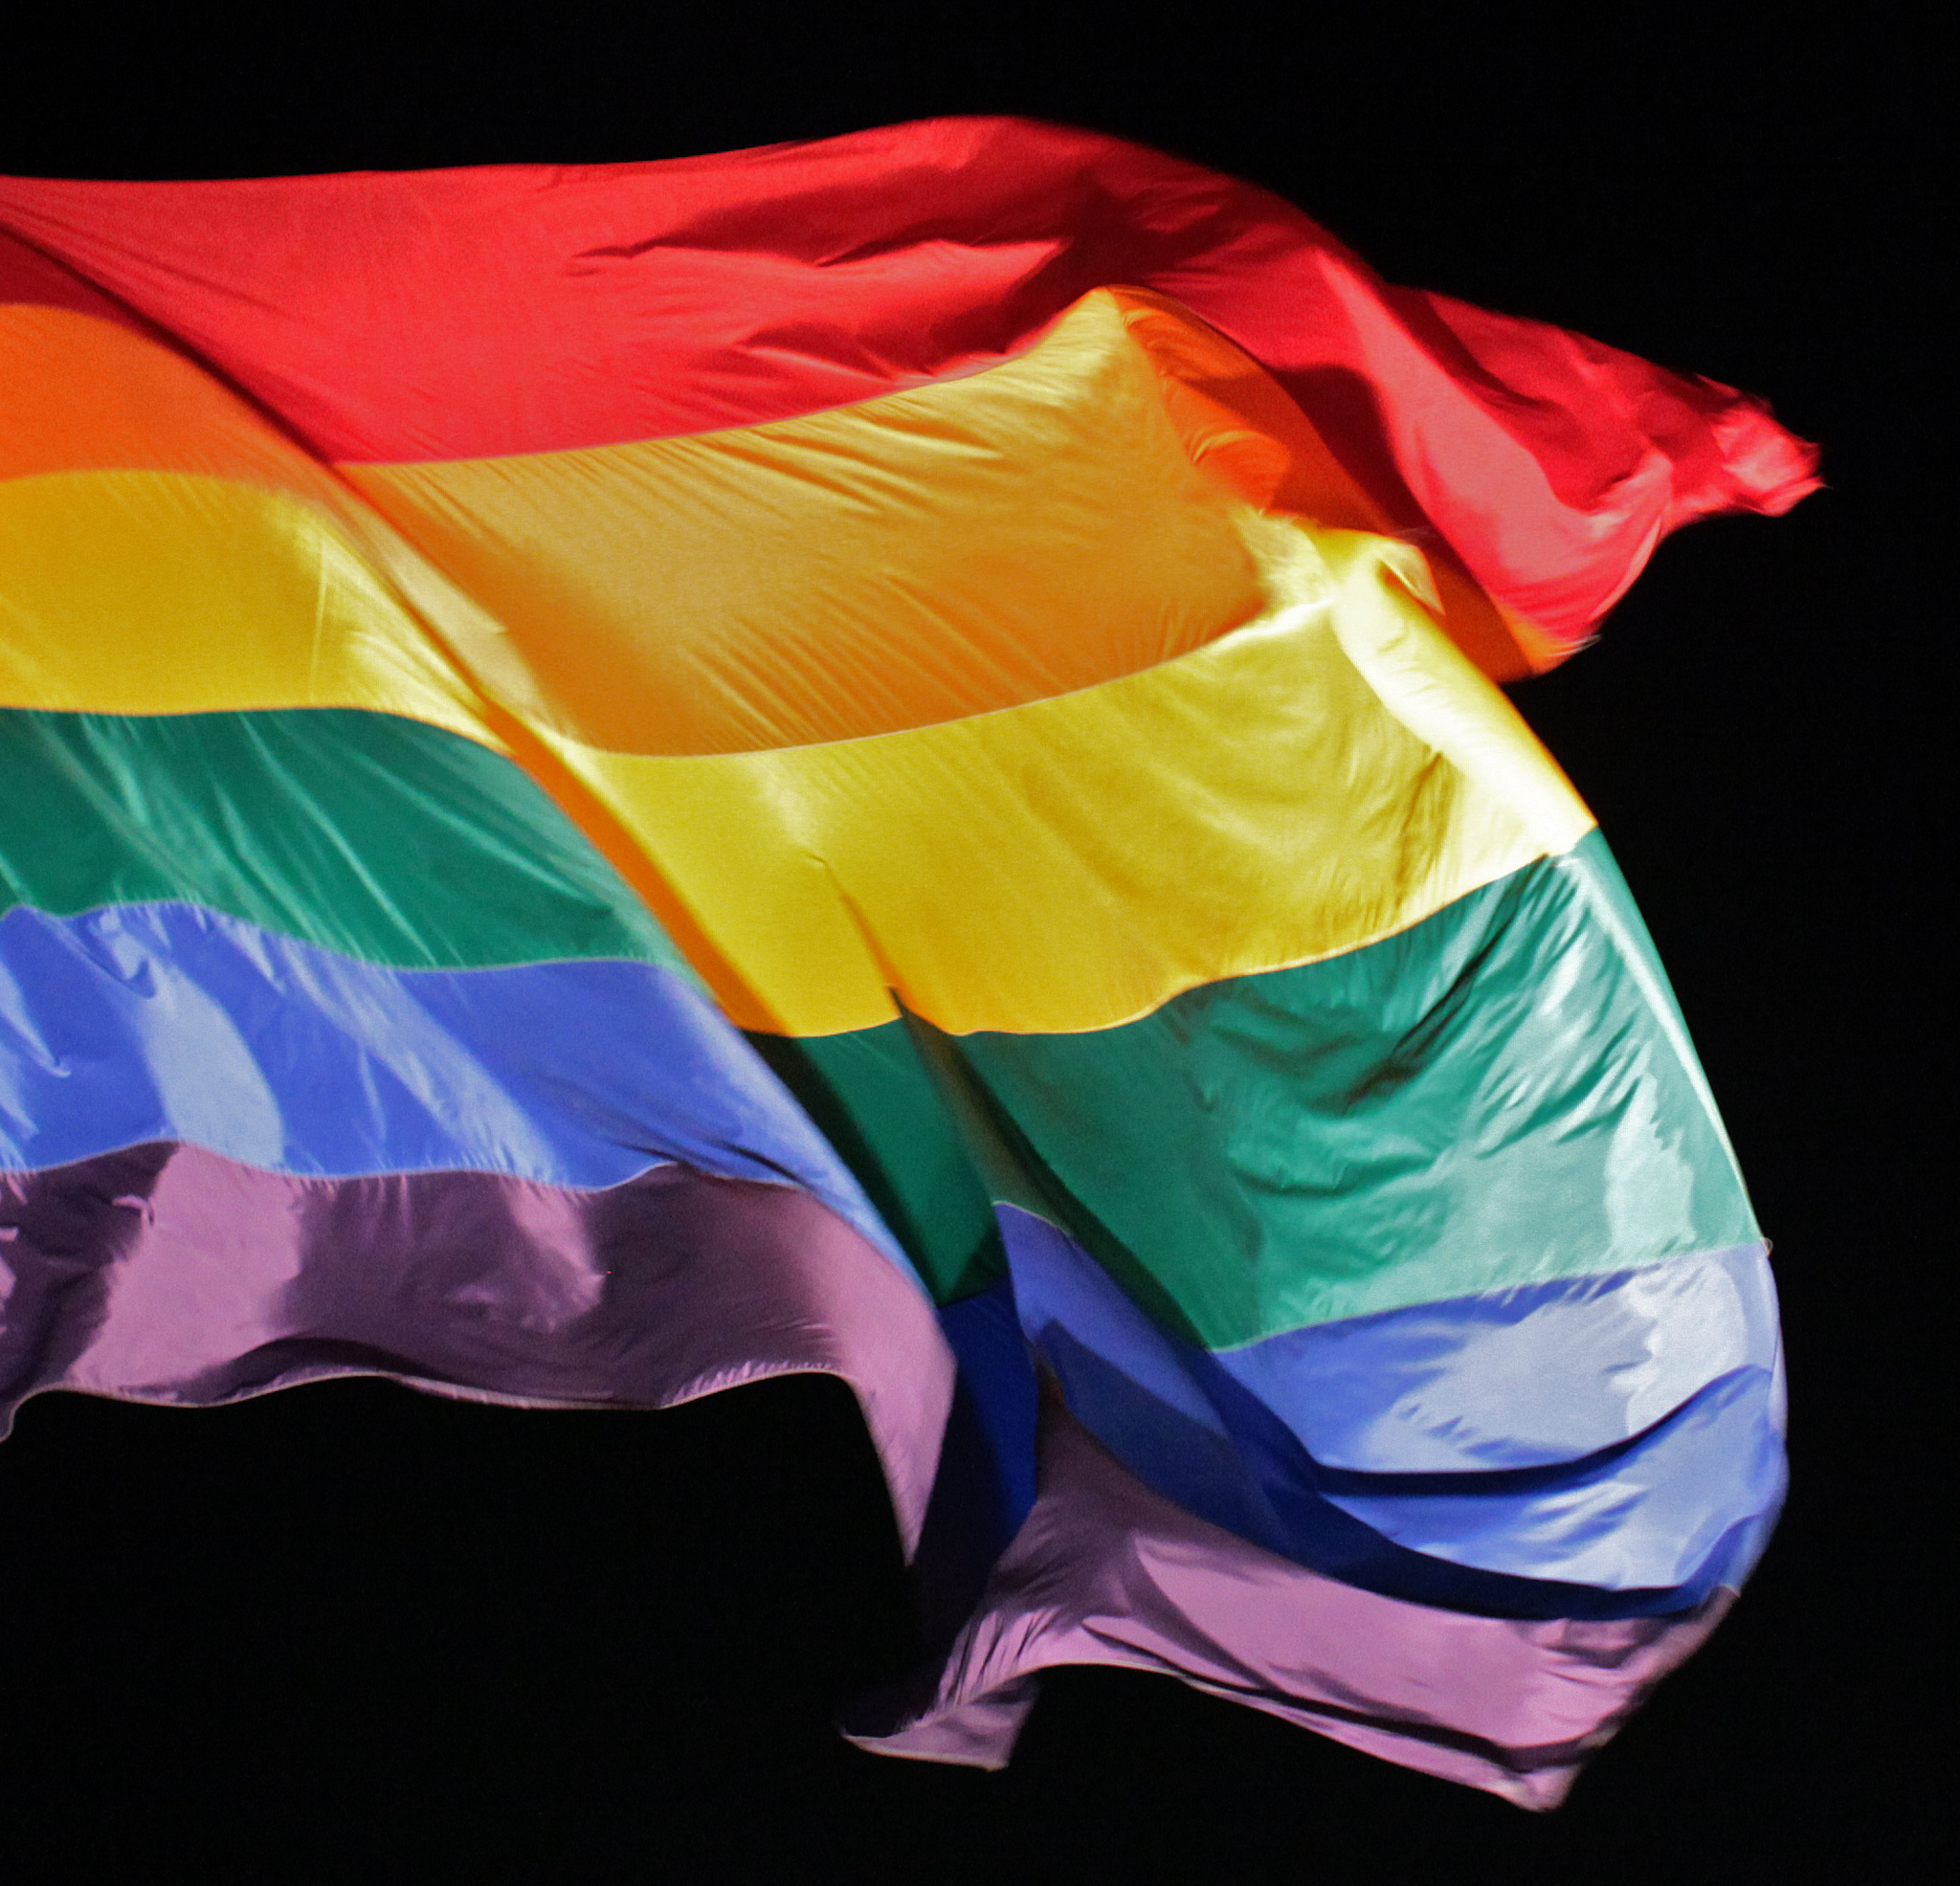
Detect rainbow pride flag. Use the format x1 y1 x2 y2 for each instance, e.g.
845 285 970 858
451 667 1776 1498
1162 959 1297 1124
0 117 1815 1807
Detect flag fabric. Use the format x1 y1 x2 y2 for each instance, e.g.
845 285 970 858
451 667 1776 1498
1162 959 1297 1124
0 115 1813 1807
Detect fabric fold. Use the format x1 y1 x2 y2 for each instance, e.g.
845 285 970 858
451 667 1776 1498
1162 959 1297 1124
844 1393 1733 1809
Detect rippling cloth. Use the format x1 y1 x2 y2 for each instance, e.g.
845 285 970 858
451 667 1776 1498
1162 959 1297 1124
0 115 1813 1806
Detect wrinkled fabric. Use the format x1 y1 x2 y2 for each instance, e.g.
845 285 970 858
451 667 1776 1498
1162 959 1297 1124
0 120 1809 1805
845 1397 1736 1808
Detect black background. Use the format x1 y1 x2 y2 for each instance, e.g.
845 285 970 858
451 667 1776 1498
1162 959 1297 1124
0 6 1937 1879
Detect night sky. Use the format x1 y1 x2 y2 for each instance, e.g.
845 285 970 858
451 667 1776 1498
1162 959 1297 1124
0 8 1933 1877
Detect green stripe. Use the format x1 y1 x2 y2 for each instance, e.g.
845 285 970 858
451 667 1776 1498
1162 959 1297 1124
0 707 690 975
753 832 1758 1343
955 831 1757 1345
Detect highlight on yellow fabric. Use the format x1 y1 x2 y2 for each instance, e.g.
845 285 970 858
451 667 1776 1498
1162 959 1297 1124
542 515 1593 1036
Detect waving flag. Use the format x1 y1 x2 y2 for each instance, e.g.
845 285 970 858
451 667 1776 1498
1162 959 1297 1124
0 116 1813 1807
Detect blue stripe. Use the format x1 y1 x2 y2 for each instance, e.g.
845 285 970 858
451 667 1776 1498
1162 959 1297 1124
1214 1241 1780 1472
998 1205 1784 1615
939 1281 1041 1553
904 1280 1044 1648
0 901 908 1276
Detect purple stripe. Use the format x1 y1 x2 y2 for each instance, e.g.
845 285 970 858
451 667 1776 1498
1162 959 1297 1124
843 1392 1731 1808
0 1143 954 1550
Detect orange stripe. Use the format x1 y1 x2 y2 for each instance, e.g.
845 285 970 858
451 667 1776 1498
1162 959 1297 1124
0 303 341 499
342 293 1266 754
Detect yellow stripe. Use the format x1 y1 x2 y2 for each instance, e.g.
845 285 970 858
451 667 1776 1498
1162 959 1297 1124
542 517 1592 1035
0 469 486 739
